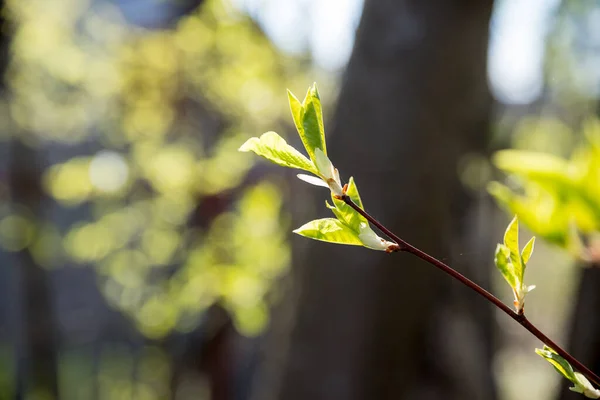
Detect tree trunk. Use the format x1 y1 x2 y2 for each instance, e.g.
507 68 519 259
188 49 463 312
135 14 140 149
9 140 59 399
255 1 496 399
0 2 59 396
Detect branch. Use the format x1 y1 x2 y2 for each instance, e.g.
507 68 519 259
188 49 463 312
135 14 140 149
342 194 600 388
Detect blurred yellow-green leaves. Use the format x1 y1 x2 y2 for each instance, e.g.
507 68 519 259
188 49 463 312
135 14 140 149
490 119 600 261
1 0 315 338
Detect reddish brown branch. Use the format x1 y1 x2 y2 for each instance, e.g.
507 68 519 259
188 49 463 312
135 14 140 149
341 194 600 388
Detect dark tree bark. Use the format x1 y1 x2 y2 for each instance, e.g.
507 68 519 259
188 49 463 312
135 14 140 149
169 305 234 400
9 143 59 400
0 2 59 397
255 1 496 400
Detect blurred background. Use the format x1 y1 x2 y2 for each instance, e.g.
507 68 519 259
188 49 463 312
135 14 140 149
0 0 599 399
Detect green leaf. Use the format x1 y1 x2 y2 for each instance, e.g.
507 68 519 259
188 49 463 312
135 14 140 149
535 346 578 384
325 200 345 222
296 83 327 162
494 244 518 289
330 177 367 233
537 347 600 398
239 131 318 175
521 236 536 265
504 216 524 281
339 176 363 208
293 218 363 246
287 90 304 141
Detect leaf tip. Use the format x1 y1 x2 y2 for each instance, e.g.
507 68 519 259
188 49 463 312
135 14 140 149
310 82 320 98
535 349 546 357
287 88 300 103
238 137 258 152
509 214 519 229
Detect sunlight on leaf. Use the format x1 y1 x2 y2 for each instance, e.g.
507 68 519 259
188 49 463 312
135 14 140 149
494 244 518 289
504 216 523 281
297 173 329 188
300 83 326 160
535 346 577 384
495 216 536 313
239 131 318 174
521 236 536 265
286 83 327 163
293 218 363 246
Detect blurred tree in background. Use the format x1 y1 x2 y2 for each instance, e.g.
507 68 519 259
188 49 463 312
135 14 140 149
0 0 320 398
255 1 497 399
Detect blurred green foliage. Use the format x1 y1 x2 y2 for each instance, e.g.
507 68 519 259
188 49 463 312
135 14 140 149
490 119 600 262
56 345 172 400
1 0 318 337
0 343 175 400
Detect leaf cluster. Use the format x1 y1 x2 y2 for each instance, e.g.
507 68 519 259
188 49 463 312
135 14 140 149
240 84 394 251
7 0 309 340
494 216 536 313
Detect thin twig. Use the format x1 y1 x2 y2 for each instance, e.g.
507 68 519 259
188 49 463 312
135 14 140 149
342 194 600 388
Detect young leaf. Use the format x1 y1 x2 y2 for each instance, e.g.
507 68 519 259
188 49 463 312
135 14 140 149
496 217 537 312
297 174 329 188
504 216 524 281
573 373 600 398
357 223 390 251
494 244 518 289
336 176 363 208
293 218 363 246
521 236 536 265
289 83 326 163
535 346 600 398
288 90 304 140
331 177 367 233
239 131 318 175
326 200 346 223
535 346 578 384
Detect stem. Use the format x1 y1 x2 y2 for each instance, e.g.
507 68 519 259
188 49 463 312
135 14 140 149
342 195 600 388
